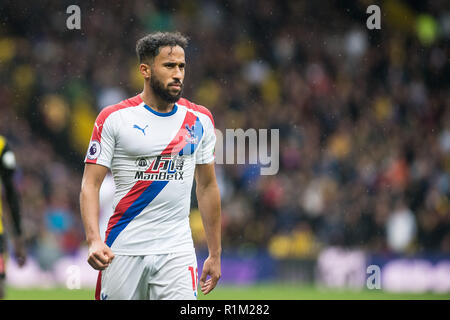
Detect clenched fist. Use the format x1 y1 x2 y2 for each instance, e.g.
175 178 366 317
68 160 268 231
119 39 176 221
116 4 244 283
87 240 115 270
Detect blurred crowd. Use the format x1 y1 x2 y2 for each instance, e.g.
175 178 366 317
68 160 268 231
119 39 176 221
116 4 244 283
0 0 449 268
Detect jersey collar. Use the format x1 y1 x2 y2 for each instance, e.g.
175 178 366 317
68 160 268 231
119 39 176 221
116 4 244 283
143 103 178 117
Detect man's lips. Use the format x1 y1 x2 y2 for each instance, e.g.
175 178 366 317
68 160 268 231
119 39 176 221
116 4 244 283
169 83 182 88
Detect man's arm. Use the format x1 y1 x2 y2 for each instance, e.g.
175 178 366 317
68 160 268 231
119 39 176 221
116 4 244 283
80 163 115 270
0 148 26 267
195 162 221 295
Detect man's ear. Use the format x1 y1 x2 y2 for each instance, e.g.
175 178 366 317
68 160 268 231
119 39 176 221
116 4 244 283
139 63 151 79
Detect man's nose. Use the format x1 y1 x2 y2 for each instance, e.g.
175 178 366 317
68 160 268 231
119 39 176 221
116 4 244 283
173 66 183 81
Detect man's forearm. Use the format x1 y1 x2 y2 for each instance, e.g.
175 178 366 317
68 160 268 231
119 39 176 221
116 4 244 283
196 181 221 257
80 185 102 244
2 172 22 236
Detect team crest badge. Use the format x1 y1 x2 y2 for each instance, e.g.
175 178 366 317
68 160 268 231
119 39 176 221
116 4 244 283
184 124 198 144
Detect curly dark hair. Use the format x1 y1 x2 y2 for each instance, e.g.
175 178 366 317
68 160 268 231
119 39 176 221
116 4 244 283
136 31 189 64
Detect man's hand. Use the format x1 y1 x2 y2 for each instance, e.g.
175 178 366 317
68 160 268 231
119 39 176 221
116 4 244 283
199 255 221 295
12 236 26 267
87 240 115 270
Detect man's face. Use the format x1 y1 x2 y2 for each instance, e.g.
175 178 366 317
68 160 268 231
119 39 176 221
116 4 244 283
149 45 185 103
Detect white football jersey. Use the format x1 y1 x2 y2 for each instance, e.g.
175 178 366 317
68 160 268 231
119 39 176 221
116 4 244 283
85 94 216 255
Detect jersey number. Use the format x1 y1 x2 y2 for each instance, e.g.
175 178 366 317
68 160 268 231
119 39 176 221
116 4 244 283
188 266 198 291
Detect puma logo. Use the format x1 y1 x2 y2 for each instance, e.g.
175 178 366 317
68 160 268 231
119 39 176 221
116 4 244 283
133 124 149 136
94 122 102 131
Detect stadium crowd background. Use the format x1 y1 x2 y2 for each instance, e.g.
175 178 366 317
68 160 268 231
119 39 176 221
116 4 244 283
0 0 449 272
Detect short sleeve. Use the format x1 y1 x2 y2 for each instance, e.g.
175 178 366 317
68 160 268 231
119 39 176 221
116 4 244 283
84 110 116 169
195 116 216 165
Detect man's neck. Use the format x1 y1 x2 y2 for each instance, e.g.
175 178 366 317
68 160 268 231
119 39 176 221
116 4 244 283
140 85 174 113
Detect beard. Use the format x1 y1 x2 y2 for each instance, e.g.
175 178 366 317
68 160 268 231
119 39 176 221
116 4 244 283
150 74 183 103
